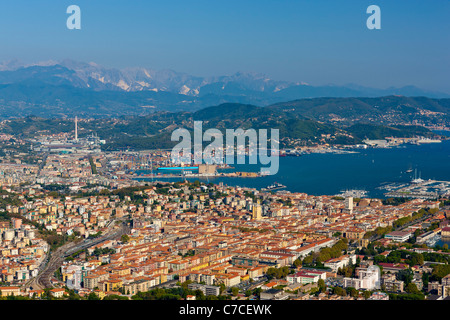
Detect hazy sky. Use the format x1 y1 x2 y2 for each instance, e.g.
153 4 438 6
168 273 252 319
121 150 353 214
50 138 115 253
0 0 449 92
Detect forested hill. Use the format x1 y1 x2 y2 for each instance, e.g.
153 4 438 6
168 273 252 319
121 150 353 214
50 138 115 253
1 97 444 150
267 96 450 125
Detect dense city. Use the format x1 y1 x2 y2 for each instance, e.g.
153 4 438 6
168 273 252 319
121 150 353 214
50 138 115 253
0 121 450 301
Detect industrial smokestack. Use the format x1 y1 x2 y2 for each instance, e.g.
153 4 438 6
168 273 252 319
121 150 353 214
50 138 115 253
75 116 78 141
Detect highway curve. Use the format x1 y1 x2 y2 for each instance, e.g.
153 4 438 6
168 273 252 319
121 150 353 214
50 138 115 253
29 222 129 290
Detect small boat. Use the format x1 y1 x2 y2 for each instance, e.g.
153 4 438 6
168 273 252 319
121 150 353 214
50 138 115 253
261 182 287 191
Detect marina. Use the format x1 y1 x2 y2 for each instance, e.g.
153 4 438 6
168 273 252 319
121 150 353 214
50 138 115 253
337 189 368 198
382 178 450 200
426 234 441 247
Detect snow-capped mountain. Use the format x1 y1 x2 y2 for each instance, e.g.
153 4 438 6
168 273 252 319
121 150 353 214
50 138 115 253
0 59 298 96
0 59 447 119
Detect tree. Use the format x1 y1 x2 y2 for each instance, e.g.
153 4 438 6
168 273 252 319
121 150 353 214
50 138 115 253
121 234 130 243
266 266 290 280
338 265 354 278
231 287 239 296
407 252 424 266
318 279 326 293
414 229 421 238
67 289 81 300
374 255 386 264
252 287 262 297
363 291 371 300
280 266 290 278
405 283 420 295
180 280 193 291
302 255 313 265
195 289 205 300
293 258 302 268
245 290 252 297
397 269 413 285
422 272 429 288
87 292 100 300
346 287 358 298
333 287 346 296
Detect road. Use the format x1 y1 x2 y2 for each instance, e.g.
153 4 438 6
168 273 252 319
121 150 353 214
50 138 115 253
369 212 432 243
27 220 130 290
37 152 49 176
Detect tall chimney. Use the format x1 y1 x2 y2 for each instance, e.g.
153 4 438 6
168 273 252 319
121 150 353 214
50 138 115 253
75 116 78 142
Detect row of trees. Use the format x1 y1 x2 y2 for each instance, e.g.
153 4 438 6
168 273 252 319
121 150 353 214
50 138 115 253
300 239 349 268
393 208 437 229
315 239 349 263
363 226 392 239
130 285 231 301
373 250 424 266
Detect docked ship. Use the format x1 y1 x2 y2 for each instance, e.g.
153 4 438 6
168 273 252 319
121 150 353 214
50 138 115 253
261 182 287 191
338 189 368 198
417 137 442 144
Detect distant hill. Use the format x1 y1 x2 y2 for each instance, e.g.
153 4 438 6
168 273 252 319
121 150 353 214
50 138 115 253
347 123 431 140
2 102 441 151
268 96 450 125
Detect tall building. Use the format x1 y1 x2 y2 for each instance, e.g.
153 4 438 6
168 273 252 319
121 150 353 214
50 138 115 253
252 204 262 220
345 197 353 212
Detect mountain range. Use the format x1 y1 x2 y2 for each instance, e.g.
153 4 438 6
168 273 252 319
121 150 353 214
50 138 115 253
0 59 448 118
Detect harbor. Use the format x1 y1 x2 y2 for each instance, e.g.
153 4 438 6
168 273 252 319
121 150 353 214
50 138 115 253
127 138 450 199
337 189 368 198
382 178 450 200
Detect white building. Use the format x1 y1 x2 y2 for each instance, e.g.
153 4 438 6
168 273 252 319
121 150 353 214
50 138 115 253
324 254 357 272
385 231 413 242
344 266 380 290
61 264 83 289
287 269 327 284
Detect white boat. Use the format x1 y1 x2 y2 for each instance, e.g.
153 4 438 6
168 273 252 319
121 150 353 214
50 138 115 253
261 182 286 191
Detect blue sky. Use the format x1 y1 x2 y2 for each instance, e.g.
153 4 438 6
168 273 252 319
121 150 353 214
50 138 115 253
0 0 449 92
